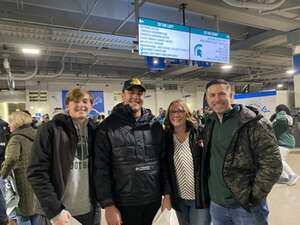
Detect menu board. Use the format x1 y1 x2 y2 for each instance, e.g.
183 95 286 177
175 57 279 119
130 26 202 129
138 17 190 60
190 27 230 63
139 18 230 64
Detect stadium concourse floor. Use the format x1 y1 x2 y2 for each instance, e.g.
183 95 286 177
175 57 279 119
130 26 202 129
101 149 300 225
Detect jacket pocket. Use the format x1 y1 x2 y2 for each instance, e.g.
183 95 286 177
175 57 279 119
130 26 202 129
112 146 136 162
132 166 160 196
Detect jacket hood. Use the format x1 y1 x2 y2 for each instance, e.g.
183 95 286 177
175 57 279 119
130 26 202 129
112 103 155 125
14 125 36 140
52 113 96 131
208 104 263 126
239 104 263 124
52 113 74 126
52 113 77 136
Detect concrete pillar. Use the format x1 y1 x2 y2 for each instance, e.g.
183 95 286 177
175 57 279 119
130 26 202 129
293 45 300 108
195 89 205 111
155 86 165 115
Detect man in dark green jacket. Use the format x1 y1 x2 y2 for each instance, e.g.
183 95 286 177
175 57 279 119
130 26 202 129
204 79 282 225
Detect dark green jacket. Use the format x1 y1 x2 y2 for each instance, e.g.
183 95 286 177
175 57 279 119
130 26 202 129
272 111 295 148
204 105 282 210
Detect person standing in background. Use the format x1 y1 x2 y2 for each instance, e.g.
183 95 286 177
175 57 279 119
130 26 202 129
272 104 298 185
0 112 45 225
0 118 9 225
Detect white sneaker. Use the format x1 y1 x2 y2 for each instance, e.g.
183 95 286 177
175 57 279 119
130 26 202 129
287 175 299 186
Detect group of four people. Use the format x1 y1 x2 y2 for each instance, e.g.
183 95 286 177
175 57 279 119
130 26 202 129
2 78 282 225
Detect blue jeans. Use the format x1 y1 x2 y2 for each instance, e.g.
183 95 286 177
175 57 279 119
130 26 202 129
0 178 7 222
176 199 210 225
16 215 44 225
210 200 269 225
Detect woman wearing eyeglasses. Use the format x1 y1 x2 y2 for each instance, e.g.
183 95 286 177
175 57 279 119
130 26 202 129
164 99 210 225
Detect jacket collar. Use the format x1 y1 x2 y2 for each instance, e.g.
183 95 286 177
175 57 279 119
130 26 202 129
111 103 155 125
208 104 262 127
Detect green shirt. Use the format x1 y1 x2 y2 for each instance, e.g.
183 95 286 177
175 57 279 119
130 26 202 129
208 105 241 207
272 111 295 148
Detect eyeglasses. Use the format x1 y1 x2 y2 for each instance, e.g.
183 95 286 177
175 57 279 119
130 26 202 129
169 110 185 115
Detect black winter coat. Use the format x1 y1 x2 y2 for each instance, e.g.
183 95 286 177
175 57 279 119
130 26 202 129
0 119 9 164
94 103 170 208
27 114 97 219
165 126 210 211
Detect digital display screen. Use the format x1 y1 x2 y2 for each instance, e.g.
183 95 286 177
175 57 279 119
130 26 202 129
138 17 190 60
138 18 230 64
190 27 230 64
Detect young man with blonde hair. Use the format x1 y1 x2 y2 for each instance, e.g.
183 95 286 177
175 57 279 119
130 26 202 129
28 87 100 225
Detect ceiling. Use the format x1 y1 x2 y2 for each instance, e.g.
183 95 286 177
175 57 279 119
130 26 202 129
1 0 300 90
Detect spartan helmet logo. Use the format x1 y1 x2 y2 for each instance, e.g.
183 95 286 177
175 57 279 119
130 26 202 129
194 44 203 57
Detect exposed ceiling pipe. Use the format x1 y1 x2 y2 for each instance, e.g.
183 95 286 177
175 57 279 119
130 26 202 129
0 58 38 81
13 59 38 81
3 57 12 77
2 56 15 90
112 0 146 34
61 0 100 60
222 0 286 11
53 0 100 78
261 5 300 15
39 58 65 78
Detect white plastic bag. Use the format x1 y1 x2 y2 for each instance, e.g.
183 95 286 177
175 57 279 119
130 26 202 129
65 217 82 225
152 209 171 225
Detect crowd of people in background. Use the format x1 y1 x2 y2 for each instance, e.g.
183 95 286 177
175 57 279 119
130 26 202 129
0 78 298 225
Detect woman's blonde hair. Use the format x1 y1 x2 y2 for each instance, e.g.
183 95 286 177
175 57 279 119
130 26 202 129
9 111 32 129
164 99 197 132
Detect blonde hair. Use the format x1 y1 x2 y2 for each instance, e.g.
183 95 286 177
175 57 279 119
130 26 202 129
9 111 32 129
65 87 93 106
164 99 197 132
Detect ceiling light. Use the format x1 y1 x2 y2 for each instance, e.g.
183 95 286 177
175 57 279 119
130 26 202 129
221 64 232 70
277 84 283 88
286 69 295 75
153 58 159 64
22 48 40 55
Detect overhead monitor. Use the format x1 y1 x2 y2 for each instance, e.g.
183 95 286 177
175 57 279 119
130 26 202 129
138 17 190 60
190 27 230 64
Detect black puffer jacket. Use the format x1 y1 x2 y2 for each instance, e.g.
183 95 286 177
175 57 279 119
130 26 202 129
27 114 97 219
165 126 210 211
94 103 170 207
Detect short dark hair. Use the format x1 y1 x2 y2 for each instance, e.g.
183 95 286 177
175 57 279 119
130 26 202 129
205 79 231 91
275 104 291 116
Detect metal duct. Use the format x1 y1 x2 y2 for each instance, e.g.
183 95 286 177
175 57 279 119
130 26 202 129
0 59 38 81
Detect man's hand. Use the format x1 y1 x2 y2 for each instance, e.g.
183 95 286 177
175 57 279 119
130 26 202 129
51 210 72 225
105 205 122 225
161 194 172 211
